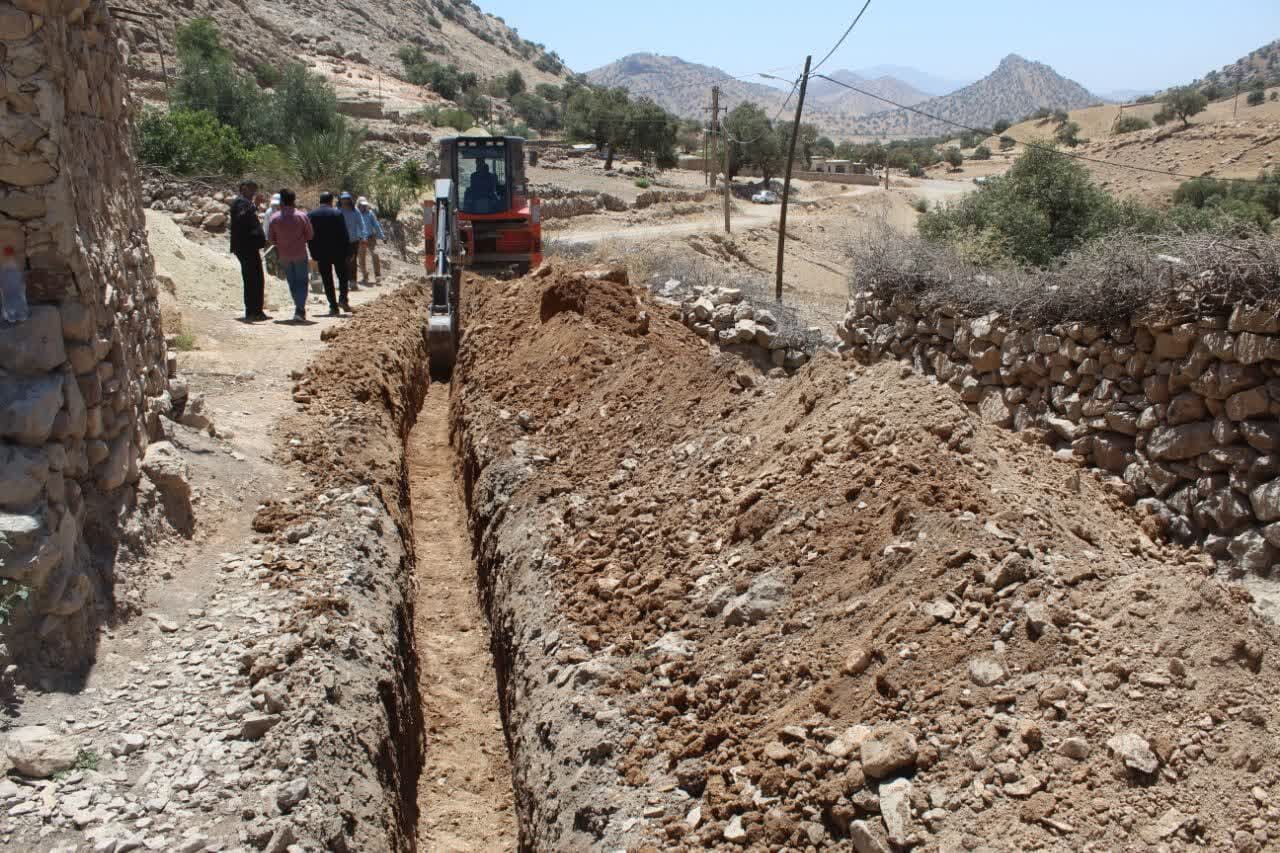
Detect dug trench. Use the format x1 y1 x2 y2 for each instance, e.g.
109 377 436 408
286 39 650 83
277 264 1280 851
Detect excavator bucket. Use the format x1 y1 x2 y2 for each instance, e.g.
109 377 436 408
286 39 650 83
427 272 457 380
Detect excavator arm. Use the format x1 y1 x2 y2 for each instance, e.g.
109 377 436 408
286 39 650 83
425 179 462 379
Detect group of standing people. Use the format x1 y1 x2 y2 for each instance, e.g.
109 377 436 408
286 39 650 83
228 179 386 323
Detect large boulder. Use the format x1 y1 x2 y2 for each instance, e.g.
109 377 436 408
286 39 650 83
5 726 78 778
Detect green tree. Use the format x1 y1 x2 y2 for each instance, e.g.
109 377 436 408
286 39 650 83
1054 120 1082 147
920 144 1132 265
1114 114 1151 134
134 108 249 175
814 135 836 158
970 144 992 160
1248 81 1266 107
1154 86 1208 128
504 70 526 97
794 122 821 168
944 147 963 169
175 18 227 63
998 135 1017 151
565 87 630 168
510 92 558 131
268 63 340 144
992 118 1011 134
723 102 782 182
625 97 679 168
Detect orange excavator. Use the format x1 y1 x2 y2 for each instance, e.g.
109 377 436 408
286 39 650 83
423 135 543 378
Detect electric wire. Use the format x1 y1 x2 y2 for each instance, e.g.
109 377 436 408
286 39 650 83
811 0 873 74
812 73 1271 185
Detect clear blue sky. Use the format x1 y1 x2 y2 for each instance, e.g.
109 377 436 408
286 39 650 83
481 0 1278 93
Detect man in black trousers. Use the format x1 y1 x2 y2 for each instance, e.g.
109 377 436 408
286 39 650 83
229 179 269 321
307 192 354 316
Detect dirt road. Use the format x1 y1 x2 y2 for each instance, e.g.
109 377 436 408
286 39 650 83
409 389 517 851
553 185 880 247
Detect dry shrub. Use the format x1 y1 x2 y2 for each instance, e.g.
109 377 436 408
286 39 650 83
849 223 1280 325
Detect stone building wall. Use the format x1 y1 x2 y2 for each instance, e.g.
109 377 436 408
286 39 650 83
838 292 1280 575
0 0 170 670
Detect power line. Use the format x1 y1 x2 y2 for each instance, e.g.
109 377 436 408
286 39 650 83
811 73 1270 185
811 0 872 73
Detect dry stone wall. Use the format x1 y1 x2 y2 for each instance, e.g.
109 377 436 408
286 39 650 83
1 1 171 670
838 292 1280 575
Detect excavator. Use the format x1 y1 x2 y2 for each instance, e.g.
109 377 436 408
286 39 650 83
424 135 543 378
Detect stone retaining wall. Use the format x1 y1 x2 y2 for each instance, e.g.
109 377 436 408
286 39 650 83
1 1 171 670
838 291 1280 575
669 283 817 373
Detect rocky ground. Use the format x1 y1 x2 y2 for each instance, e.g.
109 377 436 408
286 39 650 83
453 265 1280 851
0 216 427 852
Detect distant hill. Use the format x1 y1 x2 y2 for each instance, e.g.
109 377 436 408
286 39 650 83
586 53 787 119
1192 39 1280 90
586 53 930 135
851 64 971 97
1097 88 1152 105
846 54 1100 138
806 70 930 116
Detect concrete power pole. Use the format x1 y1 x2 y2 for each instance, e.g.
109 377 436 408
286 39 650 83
774 55 812 302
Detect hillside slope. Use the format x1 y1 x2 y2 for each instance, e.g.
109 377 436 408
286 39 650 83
847 54 1100 139
122 0 571 111
586 53 929 134
1193 39 1280 90
586 53 788 118
1005 87 1280 204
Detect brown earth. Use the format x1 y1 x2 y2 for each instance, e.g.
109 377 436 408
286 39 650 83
409 388 517 851
453 265 1280 851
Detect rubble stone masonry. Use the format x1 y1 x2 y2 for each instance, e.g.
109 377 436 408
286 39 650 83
0 0 170 670
839 292 1280 576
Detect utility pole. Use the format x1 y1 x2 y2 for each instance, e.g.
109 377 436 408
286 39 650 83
774 55 811 301
709 86 720 190
706 122 716 186
714 86 731 233
1233 71 1241 119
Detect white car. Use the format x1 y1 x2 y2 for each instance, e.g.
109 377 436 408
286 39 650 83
751 190 779 204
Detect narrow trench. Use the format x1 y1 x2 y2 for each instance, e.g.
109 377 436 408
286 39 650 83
407 384 518 851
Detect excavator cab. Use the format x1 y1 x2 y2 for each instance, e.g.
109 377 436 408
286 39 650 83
431 135 542 275
423 136 542 379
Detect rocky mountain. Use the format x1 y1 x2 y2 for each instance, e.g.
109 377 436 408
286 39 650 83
120 0 571 109
851 64 971 97
1193 39 1280 89
586 53 930 134
586 54 789 119
846 54 1100 138
806 70 930 116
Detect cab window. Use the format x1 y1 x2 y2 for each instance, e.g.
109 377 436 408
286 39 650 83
458 142 508 214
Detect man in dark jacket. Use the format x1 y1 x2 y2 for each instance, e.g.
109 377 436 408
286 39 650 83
229 179 269 321
307 192 354 316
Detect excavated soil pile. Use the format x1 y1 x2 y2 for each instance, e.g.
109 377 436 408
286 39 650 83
454 266 1280 851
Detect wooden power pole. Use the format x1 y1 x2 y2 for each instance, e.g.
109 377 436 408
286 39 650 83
714 86 730 233
774 55 811 301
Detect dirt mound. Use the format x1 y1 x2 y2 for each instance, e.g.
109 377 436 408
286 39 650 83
454 268 1280 850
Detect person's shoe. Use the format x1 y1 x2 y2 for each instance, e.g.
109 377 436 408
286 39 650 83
293 311 305 323
340 302 354 314
251 312 271 322
327 306 341 317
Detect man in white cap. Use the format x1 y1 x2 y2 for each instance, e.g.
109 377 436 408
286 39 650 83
355 196 385 285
